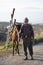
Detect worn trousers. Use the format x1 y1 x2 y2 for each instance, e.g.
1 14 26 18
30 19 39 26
23 38 33 57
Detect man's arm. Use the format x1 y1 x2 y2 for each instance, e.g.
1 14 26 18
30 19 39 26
19 25 24 38
30 25 34 39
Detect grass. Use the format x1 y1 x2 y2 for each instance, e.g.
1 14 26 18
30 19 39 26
0 41 22 52
34 37 43 45
0 46 4 50
0 42 22 56
0 37 43 54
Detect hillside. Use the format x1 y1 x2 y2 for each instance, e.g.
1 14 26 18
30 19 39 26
32 24 43 38
0 22 10 28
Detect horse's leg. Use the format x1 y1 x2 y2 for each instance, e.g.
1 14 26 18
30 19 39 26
15 41 17 53
16 41 20 55
13 41 15 56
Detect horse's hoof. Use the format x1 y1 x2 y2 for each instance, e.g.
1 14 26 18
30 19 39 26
18 51 20 55
13 54 14 56
18 53 20 56
16 53 18 55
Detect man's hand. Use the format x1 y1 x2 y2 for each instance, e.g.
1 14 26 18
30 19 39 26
31 37 34 44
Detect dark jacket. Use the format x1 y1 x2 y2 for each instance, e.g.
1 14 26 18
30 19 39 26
21 24 34 39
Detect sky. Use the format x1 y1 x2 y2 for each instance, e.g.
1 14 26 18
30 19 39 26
0 0 43 24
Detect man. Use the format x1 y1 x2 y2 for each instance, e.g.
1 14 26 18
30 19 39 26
21 17 34 60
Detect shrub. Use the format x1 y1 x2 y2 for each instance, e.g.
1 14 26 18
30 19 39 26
34 37 43 44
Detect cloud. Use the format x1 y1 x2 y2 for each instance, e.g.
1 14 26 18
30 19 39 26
0 0 43 24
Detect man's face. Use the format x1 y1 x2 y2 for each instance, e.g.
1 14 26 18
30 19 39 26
24 17 29 23
24 19 29 23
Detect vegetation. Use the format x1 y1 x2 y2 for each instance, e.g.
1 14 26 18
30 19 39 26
34 37 43 44
0 37 43 53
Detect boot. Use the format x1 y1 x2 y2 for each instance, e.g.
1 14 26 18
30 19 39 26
24 56 28 60
31 56 34 60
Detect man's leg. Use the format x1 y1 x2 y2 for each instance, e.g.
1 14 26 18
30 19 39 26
23 38 28 60
28 40 33 60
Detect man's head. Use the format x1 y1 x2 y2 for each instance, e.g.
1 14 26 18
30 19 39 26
24 17 29 24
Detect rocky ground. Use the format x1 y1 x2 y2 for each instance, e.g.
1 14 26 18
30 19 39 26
0 42 43 65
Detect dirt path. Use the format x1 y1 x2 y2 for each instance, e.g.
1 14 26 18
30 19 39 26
0 42 43 65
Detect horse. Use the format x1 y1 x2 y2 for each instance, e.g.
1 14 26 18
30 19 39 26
12 26 20 56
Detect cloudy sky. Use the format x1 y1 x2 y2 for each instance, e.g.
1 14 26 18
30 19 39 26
0 0 43 24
